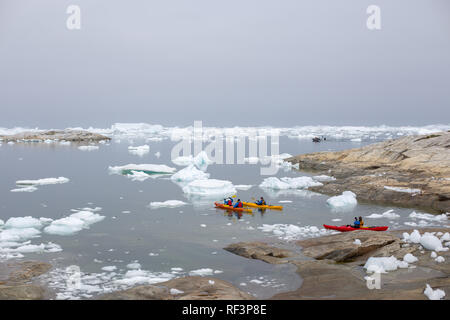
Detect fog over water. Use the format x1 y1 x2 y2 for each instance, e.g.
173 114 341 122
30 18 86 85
0 0 449 128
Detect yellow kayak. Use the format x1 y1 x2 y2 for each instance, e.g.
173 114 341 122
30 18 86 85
242 202 283 210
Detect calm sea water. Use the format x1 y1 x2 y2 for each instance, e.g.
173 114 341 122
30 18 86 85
0 136 445 299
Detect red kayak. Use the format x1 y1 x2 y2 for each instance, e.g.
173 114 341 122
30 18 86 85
214 202 252 213
323 224 389 232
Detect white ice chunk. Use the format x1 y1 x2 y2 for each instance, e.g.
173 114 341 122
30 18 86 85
4 216 43 229
189 268 214 276
366 209 400 219
16 177 69 186
403 253 418 263
128 145 150 156
182 179 236 198
364 256 408 274
170 165 209 182
326 191 357 209
424 284 445 300
259 176 322 190
149 200 187 208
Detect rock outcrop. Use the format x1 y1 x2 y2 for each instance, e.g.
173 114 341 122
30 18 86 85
0 261 52 300
287 131 450 213
224 242 292 264
225 229 450 300
99 276 253 300
0 130 110 142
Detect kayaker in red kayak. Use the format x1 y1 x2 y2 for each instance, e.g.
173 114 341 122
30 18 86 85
234 199 243 208
359 216 365 227
347 217 360 228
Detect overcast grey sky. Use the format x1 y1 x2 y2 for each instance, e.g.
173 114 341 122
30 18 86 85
0 0 449 128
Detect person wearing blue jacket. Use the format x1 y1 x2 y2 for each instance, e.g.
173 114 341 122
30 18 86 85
234 199 243 208
256 197 266 206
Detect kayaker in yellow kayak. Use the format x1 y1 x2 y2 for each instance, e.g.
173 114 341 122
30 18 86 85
255 197 266 206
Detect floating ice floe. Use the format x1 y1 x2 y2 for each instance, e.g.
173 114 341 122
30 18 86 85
182 179 236 198
0 215 65 260
108 164 176 176
11 186 38 193
235 185 253 190
326 191 357 209
278 200 292 203
16 177 70 186
188 268 215 276
384 186 421 194
408 212 448 222
126 262 141 269
128 145 150 156
365 209 400 219
78 146 99 151
424 284 446 300
149 200 187 208
170 165 210 183
44 208 105 236
259 176 322 190
102 266 117 272
364 256 409 274
12 177 69 193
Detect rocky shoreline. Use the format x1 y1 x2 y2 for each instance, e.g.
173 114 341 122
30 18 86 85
225 228 450 300
0 130 110 143
2 228 448 300
286 131 450 213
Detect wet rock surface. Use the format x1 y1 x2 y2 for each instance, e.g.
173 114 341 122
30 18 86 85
0 130 110 142
99 276 253 300
287 131 450 213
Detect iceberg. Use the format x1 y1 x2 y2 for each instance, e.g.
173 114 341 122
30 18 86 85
170 165 209 183
259 176 322 190
326 191 357 209
182 179 236 198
